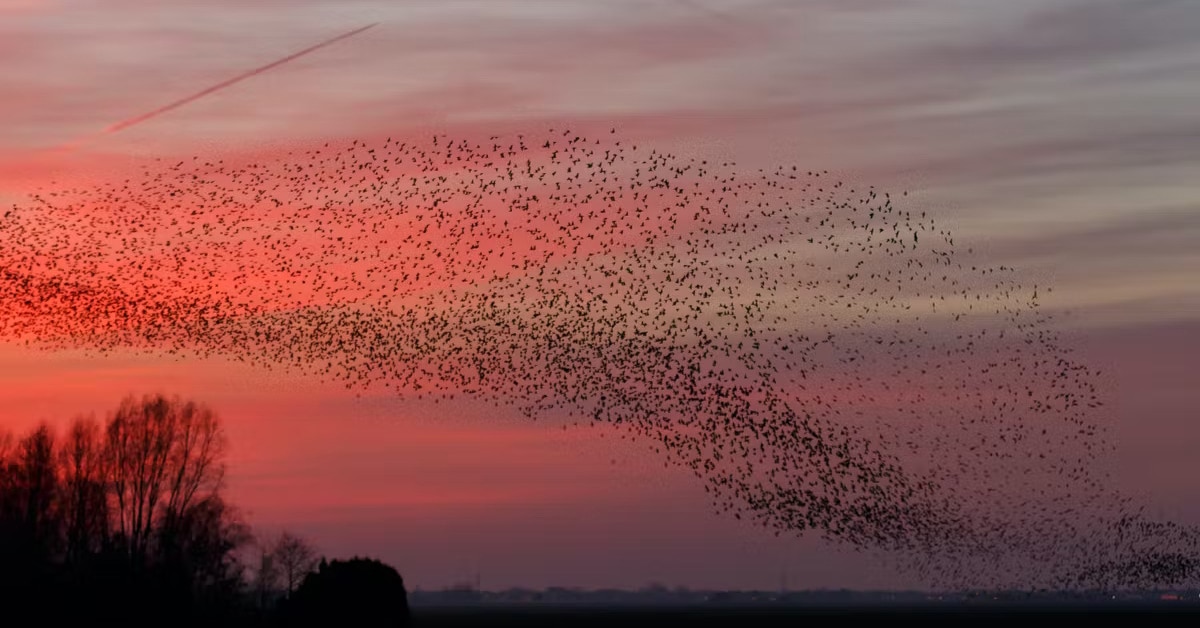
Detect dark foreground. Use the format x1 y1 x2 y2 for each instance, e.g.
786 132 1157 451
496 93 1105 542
410 603 1200 627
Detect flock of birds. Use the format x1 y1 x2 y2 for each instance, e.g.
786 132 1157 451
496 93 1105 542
1 128 1197 590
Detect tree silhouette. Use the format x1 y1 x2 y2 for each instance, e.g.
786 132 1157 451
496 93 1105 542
0 395 414 626
0 394 249 624
60 415 108 564
252 537 283 610
273 530 319 597
282 557 410 627
106 394 227 569
0 424 61 568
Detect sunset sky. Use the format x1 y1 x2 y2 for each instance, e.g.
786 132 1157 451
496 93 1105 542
1 0 1198 590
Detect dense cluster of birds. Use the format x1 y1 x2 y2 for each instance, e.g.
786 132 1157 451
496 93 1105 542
1 128 1197 590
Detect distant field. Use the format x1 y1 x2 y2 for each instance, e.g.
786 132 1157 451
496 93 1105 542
409 603 1200 626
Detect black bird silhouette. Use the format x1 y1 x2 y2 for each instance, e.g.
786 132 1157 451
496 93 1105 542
0 128 1195 591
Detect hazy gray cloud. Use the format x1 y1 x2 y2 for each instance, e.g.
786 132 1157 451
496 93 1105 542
1 0 1196 330
913 0 1200 74
980 205 1199 262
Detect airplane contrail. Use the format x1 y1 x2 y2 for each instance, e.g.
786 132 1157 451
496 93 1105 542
57 22 378 150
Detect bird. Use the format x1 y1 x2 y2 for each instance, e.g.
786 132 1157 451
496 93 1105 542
0 127 1194 592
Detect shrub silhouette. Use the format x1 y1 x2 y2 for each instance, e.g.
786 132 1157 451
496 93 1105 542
282 557 410 627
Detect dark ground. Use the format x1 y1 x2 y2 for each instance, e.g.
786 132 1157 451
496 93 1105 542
409 603 1200 627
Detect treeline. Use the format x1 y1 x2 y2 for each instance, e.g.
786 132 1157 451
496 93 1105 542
0 393 406 626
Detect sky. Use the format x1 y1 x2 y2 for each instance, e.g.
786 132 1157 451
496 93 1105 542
0 0 1198 590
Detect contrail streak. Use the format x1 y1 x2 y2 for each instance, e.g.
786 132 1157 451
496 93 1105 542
57 22 378 150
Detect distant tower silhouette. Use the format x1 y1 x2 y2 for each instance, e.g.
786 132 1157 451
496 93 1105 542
779 567 788 594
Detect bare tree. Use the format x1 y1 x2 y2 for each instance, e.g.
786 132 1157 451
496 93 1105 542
252 534 283 609
170 494 251 592
0 428 20 550
161 399 227 541
104 393 226 566
0 428 14 463
0 396 255 622
106 394 175 564
60 416 108 563
272 530 318 597
0 427 14 507
15 424 60 557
